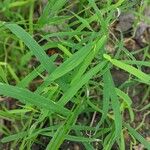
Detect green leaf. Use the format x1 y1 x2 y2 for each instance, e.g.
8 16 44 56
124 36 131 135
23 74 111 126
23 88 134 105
0 65 7 83
124 123 150 150
58 61 107 106
5 23 55 74
35 43 93 94
18 55 57 88
104 70 122 150
46 104 84 150
116 88 134 122
38 0 67 25
103 54 150 84
0 82 70 116
95 69 111 132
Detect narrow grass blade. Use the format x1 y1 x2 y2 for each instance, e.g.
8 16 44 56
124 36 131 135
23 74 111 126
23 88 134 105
75 130 95 150
58 44 72 57
5 23 54 74
38 0 67 25
116 88 134 122
7 65 20 83
0 65 7 83
1 131 99 144
42 31 89 39
123 60 150 67
0 82 70 116
104 54 150 84
95 69 111 132
49 44 92 81
1 124 97 143
87 0 108 34
124 123 150 150
1 132 26 143
58 61 107 106
5 0 32 9
71 35 107 85
43 132 99 143
71 11 94 31
35 43 93 93
18 55 57 88
104 70 122 149
46 104 84 150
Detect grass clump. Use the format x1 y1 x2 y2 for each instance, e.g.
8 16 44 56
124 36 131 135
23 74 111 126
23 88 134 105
0 0 150 149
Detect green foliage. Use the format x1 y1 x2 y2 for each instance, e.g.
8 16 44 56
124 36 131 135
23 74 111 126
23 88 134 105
0 0 150 150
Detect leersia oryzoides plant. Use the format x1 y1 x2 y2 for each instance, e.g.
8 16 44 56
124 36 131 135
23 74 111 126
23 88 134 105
0 0 150 149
